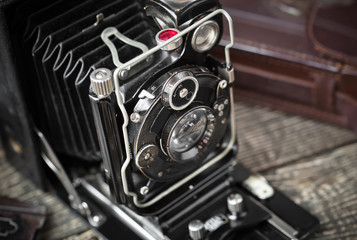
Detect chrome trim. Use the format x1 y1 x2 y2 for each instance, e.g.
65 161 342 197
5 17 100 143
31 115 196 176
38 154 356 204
81 180 169 240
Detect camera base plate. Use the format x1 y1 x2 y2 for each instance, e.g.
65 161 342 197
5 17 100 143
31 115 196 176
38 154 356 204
71 163 320 240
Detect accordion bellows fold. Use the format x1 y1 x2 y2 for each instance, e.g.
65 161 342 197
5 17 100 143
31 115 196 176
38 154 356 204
13 0 153 161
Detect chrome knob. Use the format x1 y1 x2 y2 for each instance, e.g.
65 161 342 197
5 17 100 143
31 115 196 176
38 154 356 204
90 68 114 98
227 193 243 217
162 71 199 111
188 219 206 240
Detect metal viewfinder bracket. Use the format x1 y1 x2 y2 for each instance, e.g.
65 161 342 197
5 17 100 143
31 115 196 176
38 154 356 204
101 9 236 208
101 27 153 80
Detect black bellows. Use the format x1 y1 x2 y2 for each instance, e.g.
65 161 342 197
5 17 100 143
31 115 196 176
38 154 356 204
8 0 155 161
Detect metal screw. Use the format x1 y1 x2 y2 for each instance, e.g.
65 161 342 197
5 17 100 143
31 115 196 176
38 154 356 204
179 88 188 98
219 111 224 117
119 69 129 79
140 186 149 195
144 153 151 160
218 104 225 111
92 215 100 223
158 171 163 177
130 113 141 123
95 71 106 79
221 118 227 124
224 99 229 105
219 80 227 89
214 104 219 110
146 55 154 63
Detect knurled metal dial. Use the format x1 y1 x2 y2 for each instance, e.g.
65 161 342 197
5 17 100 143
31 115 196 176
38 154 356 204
90 68 114 98
188 219 206 240
227 193 243 214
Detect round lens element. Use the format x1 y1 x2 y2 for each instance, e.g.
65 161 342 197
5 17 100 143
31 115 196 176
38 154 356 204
163 107 216 162
191 20 219 52
156 28 183 51
170 109 207 153
158 29 178 41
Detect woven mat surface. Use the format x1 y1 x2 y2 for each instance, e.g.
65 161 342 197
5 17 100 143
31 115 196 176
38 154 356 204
1 102 357 239
0 149 101 240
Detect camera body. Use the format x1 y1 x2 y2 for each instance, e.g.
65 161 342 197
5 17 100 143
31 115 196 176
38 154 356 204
0 0 320 239
88 0 236 213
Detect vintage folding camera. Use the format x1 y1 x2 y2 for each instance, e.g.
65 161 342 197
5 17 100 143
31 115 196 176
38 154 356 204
0 0 320 239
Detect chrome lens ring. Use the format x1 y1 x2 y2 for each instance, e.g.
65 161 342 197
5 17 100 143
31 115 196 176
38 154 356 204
191 20 220 53
155 28 183 51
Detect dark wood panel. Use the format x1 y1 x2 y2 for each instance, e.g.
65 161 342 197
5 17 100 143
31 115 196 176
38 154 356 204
263 143 357 240
234 102 357 240
235 103 357 171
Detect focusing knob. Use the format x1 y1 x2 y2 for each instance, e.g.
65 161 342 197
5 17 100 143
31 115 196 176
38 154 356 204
90 68 114 98
162 71 199 110
227 193 243 220
188 219 206 240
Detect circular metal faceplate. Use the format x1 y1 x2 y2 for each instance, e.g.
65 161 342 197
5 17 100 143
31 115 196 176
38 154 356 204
131 67 230 182
135 144 159 170
162 71 199 111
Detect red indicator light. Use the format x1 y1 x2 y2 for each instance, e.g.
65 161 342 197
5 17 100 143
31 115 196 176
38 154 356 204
158 30 178 41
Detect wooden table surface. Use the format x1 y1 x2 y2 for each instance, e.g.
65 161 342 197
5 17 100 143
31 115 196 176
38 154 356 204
1 102 356 240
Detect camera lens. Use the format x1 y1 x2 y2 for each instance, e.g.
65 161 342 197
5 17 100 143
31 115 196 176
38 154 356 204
162 106 216 162
170 108 207 153
133 68 229 181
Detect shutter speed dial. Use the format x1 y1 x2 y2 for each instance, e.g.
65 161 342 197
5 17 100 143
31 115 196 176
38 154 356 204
162 71 199 111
